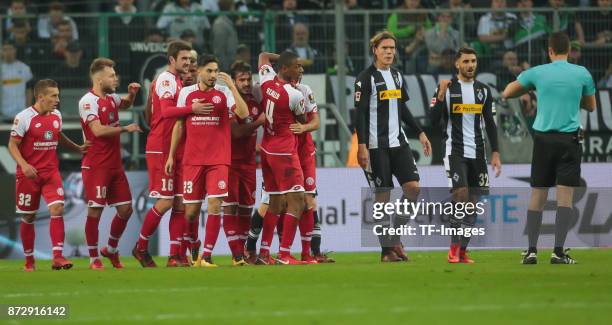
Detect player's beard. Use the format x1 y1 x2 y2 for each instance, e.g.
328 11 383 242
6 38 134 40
103 84 116 94
459 67 475 80
204 80 216 88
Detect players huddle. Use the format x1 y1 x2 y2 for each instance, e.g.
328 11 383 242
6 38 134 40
10 40 329 271
10 31 594 271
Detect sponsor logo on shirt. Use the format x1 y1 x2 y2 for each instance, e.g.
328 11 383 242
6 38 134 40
452 104 483 114
379 89 401 100
35 123 41 128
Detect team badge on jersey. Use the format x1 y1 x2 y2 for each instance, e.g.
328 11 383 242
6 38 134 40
212 96 221 104
476 89 484 102
44 131 53 140
251 106 258 115
393 73 401 86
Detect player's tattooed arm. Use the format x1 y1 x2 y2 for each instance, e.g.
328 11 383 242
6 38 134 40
290 111 319 134
231 116 263 139
165 119 184 176
58 132 90 154
89 120 142 138
258 52 280 68
7 137 37 179
118 83 141 110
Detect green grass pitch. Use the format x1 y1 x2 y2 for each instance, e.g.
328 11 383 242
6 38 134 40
1 250 611 324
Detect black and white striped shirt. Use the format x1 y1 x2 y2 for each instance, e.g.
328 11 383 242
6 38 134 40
354 65 422 149
430 78 498 159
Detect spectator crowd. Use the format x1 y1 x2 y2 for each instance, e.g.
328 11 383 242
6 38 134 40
1 0 610 120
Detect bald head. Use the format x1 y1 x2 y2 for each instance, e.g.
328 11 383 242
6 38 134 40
293 23 309 47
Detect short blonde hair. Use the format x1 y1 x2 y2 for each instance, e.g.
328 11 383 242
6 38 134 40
189 50 198 63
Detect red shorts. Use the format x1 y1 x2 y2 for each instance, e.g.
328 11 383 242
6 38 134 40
15 170 64 214
299 150 317 193
261 151 304 194
182 164 229 203
82 167 132 207
223 163 256 208
146 153 183 199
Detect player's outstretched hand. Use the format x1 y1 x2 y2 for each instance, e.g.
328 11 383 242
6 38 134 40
122 123 142 133
218 72 234 89
419 132 432 157
79 140 92 155
192 99 214 115
357 144 369 169
491 152 502 177
289 123 306 134
127 83 141 95
21 163 38 179
164 157 174 176
437 79 451 101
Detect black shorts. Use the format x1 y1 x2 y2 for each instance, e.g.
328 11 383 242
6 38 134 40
363 145 420 189
531 130 582 187
444 155 490 194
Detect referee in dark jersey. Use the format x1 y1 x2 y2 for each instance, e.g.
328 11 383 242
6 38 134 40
431 47 502 264
503 32 597 265
355 31 432 262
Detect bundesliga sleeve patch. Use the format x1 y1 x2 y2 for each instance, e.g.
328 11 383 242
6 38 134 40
430 97 437 108
162 91 173 99
355 91 361 102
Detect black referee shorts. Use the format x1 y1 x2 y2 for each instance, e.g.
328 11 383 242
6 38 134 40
444 155 490 195
363 145 420 189
531 130 582 187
